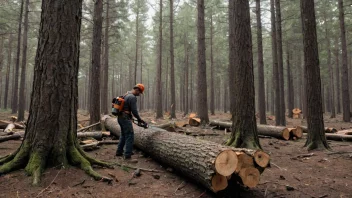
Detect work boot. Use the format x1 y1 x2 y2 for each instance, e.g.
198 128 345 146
123 156 138 163
116 152 123 157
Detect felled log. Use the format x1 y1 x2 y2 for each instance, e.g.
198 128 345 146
287 126 303 139
4 123 15 134
209 120 290 140
77 122 100 132
189 118 201 126
0 134 22 143
325 134 352 142
336 129 352 135
153 122 177 132
6 131 110 140
301 126 337 133
0 120 25 130
103 116 269 192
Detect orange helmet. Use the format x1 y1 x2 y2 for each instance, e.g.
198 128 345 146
134 84 145 93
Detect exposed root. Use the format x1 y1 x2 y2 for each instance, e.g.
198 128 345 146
76 144 114 169
25 151 46 186
0 146 22 165
0 142 30 175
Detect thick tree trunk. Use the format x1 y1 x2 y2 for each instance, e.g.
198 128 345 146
338 0 350 122
256 0 266 124
18 0 29 121
12 0 24 114
169 0 176 118
0 0 111 185
155 0 163 119
196 0 209 124
89 0 103 128
103 117 269 192
101 0 110 115
134 0 140 86
275 0 286 126
300 0 330 150
270 0 280 126
4 34 12 109
227 0 261 149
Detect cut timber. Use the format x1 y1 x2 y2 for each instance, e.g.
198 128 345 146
211 173 228 192
336 129 352 135
0 120 25 130
9 131 110 140
175 120 188 128
4 123 15 133
235 152 254 173
215 150 238 176
189 118 201 126
325 134 352 141
209 120 290 140
288 127 303 139
0 134 21 143
292 108 301 119
239 167 260 188
231 148 269 168
301 126 337 133
103 116 242 192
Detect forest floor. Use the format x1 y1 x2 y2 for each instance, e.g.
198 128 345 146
0 110 351 198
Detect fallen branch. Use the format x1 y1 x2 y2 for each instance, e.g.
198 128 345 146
0 134 22 143
77 122 101 132
112 162 163 173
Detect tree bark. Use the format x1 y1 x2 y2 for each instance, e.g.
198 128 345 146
196 0 209 124
300 0 330 150
338 0 350 122
4 34 13 109
0 0 111 185
18 0 29 121
11 0 24 114
335 37 341 114
183 35 189 116
228 0 235 114
256 0 266 124
0 36 4 107
226 0 261 149
287 47 294 118
270 0 280 126
89 0 103 128
155 0 163 119
210 10 215 116
169 0 176 118
101 0 110 115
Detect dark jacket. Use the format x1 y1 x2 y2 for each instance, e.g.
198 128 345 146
122 91 142 121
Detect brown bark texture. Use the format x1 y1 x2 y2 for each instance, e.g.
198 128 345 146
101 0 110 115
170 0 176 119
155 0 163 119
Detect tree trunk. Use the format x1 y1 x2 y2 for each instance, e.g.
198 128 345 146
0 0 111 185
169 0 176 118
210 10 215 116
0 36 4 107
101 0 110 115
300 0 330 150
155 0 163 119
184 36 189 116
256 0 266 124
335 37 341 114
4 35 13 109
89 0 103 128
228 0 235 114
287 47 294 118
11 0 24 114
103 117 269 192
270 0 280 126
197 0 209 124
338 0 350 122
134 0 140 86
226 0 261 149
18 0 29 121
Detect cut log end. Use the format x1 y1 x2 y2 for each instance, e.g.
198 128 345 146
235 152 254 173
239 167 260 188
211 173 228 192
293 126 303 138
253 150 270 168
282 128 290 140
215 150 238 176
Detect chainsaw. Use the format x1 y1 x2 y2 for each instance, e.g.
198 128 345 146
132 119 149 129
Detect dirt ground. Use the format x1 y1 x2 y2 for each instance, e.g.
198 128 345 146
0 110 351 198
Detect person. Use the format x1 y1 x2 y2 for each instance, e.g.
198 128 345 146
116 84 145 162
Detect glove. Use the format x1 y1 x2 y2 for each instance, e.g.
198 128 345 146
138 119 145 124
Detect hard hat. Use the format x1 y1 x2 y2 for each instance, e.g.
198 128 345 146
134 84 145 93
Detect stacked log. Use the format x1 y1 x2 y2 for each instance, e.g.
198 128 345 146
0 120 25 130
209 120 302 140
103 116 270 192
336 129 352 135
301 126 337 134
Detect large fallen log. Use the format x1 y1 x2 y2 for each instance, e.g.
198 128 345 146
209 120 291 140
3 131 110 140
301 126 337 133
325 134 352 142
0 134 22 143
0 120 25 130
103 116 269 192
336 129 352 135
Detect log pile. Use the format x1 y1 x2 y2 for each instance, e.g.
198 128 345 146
103 116 270 192
301 126 337 133
209 120 302 140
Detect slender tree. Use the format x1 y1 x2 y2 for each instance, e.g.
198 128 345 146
155 0 163 118
18 0 30 121
335 37 341 114
12 0 25 113
0 37 4 107
286 47 294 118
300 0 330 150
101 0 110 114
338 0 350 122
89 0 103 127
170 0 176 118
197 0 209 124
227 0 261 149
210 10 215 116
0 0 111 185
4 35 13 109
256 0 266 124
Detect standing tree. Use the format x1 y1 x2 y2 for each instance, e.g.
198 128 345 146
12 0 24 114
18 0 29 121
4 35 12 109
169 0 176 119
210 10 215 116
0 37 3 106
226 0 261 149
286 47 294 118
338 0 350 122
300 0 330 150
197 0 209 124
0 0 111 185
155 0 163 119
89 0 103 126
101 0 110 114
255 0 266 124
